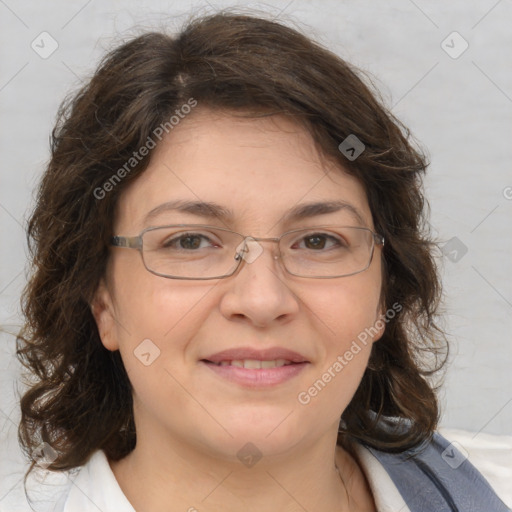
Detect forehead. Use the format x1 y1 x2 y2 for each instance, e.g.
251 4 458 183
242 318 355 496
114 109 372 233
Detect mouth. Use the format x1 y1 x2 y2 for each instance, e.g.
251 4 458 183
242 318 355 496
202 346 309 365
203 358 298 369
200 359 310 389
200 348 310 387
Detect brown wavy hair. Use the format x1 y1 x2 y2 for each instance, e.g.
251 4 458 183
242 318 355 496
16 11 447 481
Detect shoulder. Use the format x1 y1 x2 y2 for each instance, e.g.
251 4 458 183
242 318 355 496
363 431 511 512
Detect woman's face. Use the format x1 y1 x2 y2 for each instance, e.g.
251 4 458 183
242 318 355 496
93 108 384 462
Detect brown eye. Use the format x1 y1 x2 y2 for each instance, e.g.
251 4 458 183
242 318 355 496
162 233 215 250
304 235 327 249
178 235 202 249
295 233 342 251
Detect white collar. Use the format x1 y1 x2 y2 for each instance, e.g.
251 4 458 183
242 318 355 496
352 442 411 512
61 446 409 512
62 451 135 512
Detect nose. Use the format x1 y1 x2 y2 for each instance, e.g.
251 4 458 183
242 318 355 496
218 238 300 328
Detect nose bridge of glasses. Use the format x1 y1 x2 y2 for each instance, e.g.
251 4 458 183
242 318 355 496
235 235 280 264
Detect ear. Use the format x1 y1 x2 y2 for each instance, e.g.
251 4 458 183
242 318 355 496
90 278 119 351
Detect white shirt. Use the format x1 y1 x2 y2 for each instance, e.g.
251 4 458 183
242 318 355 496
11 444 409 512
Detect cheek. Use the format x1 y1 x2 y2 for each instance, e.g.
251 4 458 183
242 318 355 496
112 279 217 420
112 255 214 340
306 272 382 347
110 269 220 398
296 281 380 430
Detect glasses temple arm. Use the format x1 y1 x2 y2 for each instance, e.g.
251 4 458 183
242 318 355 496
111 235 142 249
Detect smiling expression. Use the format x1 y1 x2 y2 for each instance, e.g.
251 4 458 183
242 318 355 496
92 108 385 461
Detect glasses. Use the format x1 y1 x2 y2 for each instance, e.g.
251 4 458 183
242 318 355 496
110 224 384 280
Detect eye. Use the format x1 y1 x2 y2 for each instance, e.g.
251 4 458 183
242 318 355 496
162 232 219 250
293 232 345 250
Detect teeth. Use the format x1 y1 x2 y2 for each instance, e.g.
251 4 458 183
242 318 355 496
215 359 294 368
243 359 261 369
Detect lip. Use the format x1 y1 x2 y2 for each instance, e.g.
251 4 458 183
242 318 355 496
200 346 310 388
201 360 309 387
202 347 309 364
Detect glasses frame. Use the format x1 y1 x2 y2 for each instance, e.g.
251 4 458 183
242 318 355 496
110 224 385 280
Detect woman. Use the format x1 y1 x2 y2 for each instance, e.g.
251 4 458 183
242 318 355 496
15 12 509 512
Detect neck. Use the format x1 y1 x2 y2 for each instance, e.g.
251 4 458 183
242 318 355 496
108 429 370 512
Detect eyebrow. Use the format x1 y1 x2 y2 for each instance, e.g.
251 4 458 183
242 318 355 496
144 200 232 224
143 199 367 227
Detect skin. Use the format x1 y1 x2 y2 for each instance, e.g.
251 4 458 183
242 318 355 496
91 108 384 512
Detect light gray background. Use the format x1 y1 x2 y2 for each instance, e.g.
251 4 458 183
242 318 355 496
1 0 511 503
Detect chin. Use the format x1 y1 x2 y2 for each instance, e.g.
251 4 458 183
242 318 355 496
193 408 309 459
